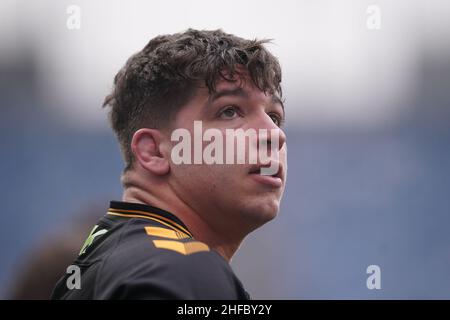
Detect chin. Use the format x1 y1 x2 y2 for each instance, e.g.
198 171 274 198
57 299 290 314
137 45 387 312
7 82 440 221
243 198 280 228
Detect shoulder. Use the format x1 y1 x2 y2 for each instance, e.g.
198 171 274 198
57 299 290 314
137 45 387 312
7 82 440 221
96 219 244 299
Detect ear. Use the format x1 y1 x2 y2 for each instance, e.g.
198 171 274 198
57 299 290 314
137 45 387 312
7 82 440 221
131 128 170 176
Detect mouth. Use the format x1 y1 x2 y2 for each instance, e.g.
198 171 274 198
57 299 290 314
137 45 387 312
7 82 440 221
248 162 283 188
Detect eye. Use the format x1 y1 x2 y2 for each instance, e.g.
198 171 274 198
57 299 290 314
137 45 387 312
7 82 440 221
268 113 283 127
219 106 240 120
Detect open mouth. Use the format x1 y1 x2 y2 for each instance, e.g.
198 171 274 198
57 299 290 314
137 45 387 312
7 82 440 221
249 163 282 178
248 162 283 188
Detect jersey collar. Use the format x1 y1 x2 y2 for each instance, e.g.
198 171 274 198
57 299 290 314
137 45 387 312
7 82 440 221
108 201 193 237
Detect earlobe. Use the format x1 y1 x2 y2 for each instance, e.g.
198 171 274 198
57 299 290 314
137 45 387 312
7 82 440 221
131 128 170 176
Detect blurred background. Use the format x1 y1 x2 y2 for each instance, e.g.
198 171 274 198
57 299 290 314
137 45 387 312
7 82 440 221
1 0 450 299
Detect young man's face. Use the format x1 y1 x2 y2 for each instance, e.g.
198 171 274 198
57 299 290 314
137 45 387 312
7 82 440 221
165 70 287 234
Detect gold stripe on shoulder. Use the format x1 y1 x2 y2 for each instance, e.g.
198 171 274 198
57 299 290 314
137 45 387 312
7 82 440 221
108 208 193 237
145 226 190 239
107 212 192 238
153 240 209 255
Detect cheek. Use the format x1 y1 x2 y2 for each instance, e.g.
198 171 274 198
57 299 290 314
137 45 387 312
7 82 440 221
183 165 244 199
170 163 224 189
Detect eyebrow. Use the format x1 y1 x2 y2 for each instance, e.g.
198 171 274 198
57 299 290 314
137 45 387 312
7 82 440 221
209 87 285 113
209 87 249 102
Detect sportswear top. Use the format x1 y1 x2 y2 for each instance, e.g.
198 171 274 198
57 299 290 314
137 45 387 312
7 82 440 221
51 201 250 300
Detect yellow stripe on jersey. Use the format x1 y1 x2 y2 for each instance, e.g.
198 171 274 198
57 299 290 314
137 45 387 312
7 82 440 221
145 226 190 239
108 208 192 237
107 212 192 239
153 240 209 255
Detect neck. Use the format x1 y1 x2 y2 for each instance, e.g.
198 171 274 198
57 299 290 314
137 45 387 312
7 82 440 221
122 172 244 262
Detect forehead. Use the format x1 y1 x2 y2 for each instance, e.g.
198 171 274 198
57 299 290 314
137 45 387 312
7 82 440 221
204 67 281 99
214 67 258 93
178 66 284 119
171 70 285 128
208 72 284 111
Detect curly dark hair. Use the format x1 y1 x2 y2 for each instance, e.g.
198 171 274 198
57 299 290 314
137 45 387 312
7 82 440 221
103 28 283 171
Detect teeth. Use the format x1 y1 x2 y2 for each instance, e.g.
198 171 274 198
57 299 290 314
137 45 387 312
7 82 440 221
250 166 280 177
250 167 261 174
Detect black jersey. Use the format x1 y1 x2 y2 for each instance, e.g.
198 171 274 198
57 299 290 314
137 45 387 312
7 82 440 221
51 201 250 300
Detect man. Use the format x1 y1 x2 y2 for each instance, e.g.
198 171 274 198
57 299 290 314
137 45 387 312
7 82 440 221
52 28 287 299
